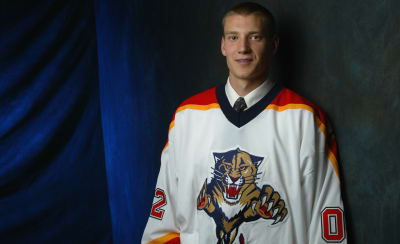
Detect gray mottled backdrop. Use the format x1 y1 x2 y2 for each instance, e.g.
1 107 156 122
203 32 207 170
140 0 400 243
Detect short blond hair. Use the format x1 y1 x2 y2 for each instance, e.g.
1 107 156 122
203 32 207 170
222 2 276 37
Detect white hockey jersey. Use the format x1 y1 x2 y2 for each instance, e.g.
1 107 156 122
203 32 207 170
142 84 347 244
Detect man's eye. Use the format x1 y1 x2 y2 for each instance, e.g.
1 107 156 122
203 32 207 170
228 36 238 41
250 35 261 40
226 165 232 170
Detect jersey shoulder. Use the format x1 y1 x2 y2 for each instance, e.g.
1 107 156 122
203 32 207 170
174 87 219 115
168 87 218 131
179 87 218 107
271 87 318 108
166 87 218 148
271 88 328 124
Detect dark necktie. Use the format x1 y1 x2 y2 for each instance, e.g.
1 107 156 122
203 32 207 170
233 97 247 112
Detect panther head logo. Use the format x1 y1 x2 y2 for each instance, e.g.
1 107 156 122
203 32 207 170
197 148 288 244
213 149 262 203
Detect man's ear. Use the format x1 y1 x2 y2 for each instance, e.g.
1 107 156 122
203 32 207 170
272 35 280 55
221 36 227 56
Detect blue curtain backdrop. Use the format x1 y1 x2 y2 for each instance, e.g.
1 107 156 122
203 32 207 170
95 1 161 243
0 0 160 243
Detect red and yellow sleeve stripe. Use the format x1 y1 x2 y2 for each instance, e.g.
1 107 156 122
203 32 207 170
147 232 180 244
162 88 219 153
266 88 341 182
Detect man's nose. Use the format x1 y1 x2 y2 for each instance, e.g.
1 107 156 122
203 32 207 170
238 38 251 54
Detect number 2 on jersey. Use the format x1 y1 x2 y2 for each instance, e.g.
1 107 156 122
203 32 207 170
150 188 167 220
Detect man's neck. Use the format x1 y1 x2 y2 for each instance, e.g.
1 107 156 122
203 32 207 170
229 75 266 97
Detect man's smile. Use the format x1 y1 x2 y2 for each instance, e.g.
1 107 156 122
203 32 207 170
235 58 253 64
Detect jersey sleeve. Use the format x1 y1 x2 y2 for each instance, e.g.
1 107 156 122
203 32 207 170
141 125 180 244
301 115 347 244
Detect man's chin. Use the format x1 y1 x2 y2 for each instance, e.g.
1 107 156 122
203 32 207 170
229 69 267 83
231 73 258 81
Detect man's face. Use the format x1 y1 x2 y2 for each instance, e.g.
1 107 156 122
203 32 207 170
221 14 278 83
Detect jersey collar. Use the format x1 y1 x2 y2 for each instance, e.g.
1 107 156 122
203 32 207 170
225 78 275 110
216 82 282 128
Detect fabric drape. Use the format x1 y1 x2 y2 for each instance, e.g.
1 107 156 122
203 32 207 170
0 0 157 243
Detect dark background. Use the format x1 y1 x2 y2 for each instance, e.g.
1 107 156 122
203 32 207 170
0 0 399 243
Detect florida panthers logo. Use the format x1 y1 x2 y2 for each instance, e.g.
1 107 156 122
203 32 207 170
197 148 288 244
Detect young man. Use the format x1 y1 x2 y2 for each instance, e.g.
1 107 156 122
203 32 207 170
142 2 346 244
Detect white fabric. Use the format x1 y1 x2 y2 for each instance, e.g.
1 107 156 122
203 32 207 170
142 89 346 244
225 78 275 110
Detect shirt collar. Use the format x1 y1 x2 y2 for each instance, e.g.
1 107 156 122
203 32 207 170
225 78 275 110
